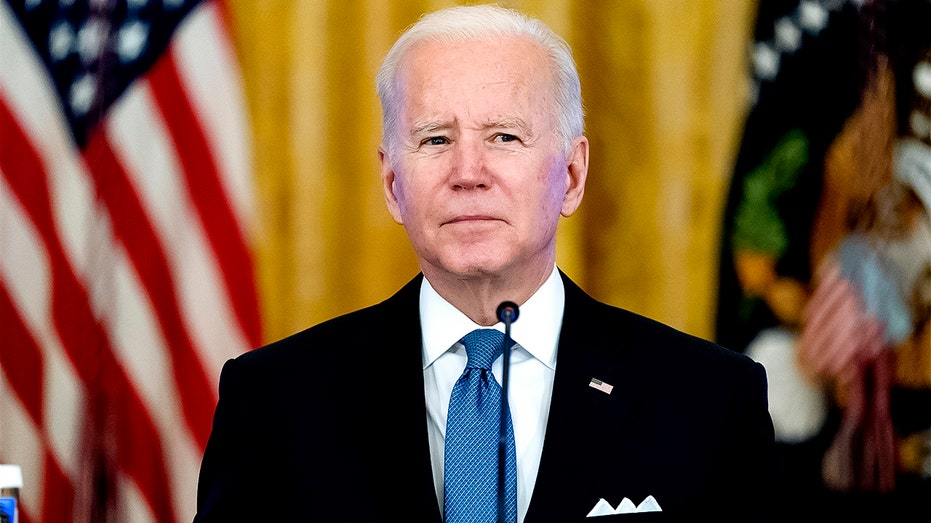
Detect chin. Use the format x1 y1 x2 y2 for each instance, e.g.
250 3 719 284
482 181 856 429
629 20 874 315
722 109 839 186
436 255 510 280
421 240 521 279
447 262 504 279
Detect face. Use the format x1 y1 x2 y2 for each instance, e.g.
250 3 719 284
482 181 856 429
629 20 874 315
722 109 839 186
379 35 588 285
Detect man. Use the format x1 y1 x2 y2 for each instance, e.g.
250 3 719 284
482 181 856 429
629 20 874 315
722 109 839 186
193 5 777 522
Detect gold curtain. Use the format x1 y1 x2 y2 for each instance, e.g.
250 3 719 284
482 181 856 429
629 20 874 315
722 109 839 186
224 0 757 344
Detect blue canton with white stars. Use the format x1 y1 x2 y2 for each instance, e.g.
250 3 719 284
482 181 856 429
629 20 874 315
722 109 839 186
5 0 201 146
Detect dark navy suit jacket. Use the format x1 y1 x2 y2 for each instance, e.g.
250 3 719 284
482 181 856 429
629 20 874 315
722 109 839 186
193 271 777 522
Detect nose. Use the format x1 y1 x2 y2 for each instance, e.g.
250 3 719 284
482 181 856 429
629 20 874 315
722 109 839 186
450 138 490 190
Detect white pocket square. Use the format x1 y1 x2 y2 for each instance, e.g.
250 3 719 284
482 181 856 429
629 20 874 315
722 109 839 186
586 495 662 516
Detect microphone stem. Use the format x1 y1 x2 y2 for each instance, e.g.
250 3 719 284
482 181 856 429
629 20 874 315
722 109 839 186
498 311 513 523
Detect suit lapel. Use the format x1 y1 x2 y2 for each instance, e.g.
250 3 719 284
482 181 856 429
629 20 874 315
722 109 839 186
361 274 443 522
525 273 640 522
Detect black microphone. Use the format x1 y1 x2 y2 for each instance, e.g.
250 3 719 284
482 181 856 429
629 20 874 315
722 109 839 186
496 301 519 523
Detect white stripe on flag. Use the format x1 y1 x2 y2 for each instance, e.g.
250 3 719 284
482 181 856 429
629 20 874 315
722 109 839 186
0 178 84 481
0 368 46 521
106 80 250 387
0 1 261 521
115 474 158 523
174 3 256 230
101 249 201 522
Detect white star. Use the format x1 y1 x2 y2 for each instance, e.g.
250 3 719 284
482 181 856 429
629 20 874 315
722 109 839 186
49 20 75 62
914 60 931 98
799 1 830 35
118 19 149 63
754 42 780 81
70 73 97 116
774 17 802 53
77 18 107 65
910 111 930 140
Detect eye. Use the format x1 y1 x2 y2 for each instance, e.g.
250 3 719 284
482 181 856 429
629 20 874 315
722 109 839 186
423 136 449 146
496 133 520 143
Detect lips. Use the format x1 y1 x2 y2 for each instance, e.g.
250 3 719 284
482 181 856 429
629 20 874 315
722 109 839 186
446 215 496 223
442 215 507 228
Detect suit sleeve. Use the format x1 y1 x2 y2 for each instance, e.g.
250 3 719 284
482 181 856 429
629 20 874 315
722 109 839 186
193 357 253 522
736 359 779 521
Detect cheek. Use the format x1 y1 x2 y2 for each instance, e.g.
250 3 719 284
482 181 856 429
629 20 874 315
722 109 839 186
392 175 413 213
393 180 406 213
542 160 568 206
393 176 429 222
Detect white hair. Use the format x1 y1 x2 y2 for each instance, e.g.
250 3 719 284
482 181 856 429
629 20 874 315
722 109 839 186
375 4 584 158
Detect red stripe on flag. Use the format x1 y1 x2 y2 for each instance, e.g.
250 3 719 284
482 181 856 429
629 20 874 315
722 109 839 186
82 130 215 450
105 350 177 523
0 98 102 393
0 99 60 255
0 286 45 427
39 452 75 523
149 54 262 348
2 1 261 519
0 97 176 522
0 290 77 523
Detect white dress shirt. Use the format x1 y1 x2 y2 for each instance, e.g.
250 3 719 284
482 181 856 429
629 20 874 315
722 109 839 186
422 266 564 522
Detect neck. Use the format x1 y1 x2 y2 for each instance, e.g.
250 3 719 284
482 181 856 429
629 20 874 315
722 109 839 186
423 263 554 326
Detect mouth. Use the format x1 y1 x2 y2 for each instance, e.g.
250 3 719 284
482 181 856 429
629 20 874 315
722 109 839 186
443 215 501 226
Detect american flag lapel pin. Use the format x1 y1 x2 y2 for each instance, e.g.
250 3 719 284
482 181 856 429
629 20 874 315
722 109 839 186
588 377 613 394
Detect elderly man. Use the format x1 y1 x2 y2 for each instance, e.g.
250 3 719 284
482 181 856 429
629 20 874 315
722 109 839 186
194 5 777 522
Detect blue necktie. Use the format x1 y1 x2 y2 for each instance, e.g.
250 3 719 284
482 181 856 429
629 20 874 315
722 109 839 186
444 328 517 523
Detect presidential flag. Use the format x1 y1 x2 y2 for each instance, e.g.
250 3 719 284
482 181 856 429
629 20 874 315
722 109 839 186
0 0 261 521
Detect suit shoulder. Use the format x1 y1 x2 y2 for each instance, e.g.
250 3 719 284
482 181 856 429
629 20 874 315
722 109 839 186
234 274 423 369
563 275 757 372
620 304 755 369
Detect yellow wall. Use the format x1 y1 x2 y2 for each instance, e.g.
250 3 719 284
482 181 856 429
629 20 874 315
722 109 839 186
224 0 757 344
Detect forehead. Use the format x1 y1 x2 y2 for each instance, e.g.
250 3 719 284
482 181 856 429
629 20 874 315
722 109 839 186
396 35 554 125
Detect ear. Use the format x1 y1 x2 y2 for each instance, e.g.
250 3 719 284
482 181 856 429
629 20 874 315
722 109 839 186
560 135 588 217
379 146 404 224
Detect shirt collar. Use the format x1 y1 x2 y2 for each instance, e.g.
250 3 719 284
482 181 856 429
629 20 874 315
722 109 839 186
420 266 564 370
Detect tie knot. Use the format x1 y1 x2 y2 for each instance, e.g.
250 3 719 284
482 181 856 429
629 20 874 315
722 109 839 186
460 328 509 370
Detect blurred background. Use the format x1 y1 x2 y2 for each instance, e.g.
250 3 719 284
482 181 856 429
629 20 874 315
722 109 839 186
1 0 928 522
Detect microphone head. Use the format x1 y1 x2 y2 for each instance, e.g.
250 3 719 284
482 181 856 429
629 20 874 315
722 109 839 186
496 301 519 323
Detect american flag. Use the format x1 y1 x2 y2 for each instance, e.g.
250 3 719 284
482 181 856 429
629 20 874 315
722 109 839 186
588 377 613 395
0 0 261 521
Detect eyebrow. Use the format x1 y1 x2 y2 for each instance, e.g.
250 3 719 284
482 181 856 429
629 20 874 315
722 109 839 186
487 117 529 132
409 120 451 137
409 117 530 137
